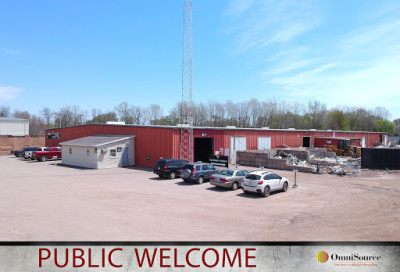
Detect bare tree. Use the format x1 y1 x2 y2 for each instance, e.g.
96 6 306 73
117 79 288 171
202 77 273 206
307 100 327 129
13 110 30 120
131 106 149 125
168 103 181 125
72 105 84 125
91 108 101 122
54 105 84 127
214 102 226 127
374 106 391 120
29 115 46 136
248 98 260 127
206 101 225 127
193 103 208 126
149 104 163 125
237 101 250 128
0 106 10 117
115 102 133 124
225 100 238 126
40 107 53 127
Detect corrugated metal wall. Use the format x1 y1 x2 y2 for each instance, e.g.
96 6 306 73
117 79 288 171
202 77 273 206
46 125 387 168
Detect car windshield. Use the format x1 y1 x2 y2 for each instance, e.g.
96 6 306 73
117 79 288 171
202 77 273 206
219 170 234 176
245 174 261 180
182 165 193 170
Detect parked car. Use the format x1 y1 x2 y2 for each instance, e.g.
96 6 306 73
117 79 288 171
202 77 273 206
22 147 46 159
241 171 289 197
154 158 188 179
13 147 29 157
32 147 62 162
210 169 249 190
180 162 219 184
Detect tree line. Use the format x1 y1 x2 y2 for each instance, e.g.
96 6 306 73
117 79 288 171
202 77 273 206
0 99 399 136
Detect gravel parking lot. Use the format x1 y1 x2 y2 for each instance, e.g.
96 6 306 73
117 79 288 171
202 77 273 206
0 156 399 241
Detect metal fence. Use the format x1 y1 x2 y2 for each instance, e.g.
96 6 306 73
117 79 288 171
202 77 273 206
361 148 400 170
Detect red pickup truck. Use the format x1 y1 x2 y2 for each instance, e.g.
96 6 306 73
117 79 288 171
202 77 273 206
32 147 62 162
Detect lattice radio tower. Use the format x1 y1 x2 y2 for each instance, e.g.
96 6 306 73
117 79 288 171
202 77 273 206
180 0 193 162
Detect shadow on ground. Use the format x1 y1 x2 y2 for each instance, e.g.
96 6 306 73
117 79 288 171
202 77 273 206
206 186 233 193
236 191 280 199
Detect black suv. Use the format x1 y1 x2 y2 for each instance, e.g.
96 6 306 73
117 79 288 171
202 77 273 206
13 147 29 157
180 162 219 184
154 158 188 179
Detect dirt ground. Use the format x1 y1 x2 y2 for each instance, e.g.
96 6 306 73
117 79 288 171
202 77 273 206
0 156 399 241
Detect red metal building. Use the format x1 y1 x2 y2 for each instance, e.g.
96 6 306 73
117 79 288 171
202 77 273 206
45 124 387 168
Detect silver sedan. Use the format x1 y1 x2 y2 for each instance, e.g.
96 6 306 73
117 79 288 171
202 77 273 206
210 169 249 190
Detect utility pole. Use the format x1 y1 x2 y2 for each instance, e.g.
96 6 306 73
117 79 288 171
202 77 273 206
180 0 193 162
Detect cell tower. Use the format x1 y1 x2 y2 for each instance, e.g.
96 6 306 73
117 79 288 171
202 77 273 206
180 0 193 162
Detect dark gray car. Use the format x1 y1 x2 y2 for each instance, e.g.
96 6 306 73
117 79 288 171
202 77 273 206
180 162 219 184
210 169 249 190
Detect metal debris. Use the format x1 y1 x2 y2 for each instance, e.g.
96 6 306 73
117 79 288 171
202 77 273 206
274 150 310 167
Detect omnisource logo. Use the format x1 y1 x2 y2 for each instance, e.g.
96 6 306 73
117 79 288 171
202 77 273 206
317 251 382 267
330 253 381 261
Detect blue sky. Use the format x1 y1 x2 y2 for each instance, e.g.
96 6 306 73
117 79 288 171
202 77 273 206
0 0 399 120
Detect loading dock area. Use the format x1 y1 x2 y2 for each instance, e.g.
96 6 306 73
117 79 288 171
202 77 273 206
194 137 213 162
1 156 399 241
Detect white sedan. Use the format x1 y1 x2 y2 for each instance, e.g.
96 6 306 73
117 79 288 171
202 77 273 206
242 171 289 197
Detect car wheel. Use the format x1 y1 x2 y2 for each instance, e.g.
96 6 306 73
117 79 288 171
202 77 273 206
243 190 249 194
183 179 189 182
157 174 163 178
197 176 204 184
40 155 47 162
262 186 270 197
169 172 176 179
282 182 288 192
231 182 238 191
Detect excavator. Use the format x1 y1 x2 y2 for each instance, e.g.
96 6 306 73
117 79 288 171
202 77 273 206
326 139 361 158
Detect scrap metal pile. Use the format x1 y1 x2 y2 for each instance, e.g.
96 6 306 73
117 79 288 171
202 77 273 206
309 154 361 176
274 150 310 167
273 149 362 176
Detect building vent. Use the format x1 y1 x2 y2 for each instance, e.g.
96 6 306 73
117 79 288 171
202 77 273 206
176 124 190 127
106 121 126 125
310 129 316 131
225 126 236 129
261 127 270 130
288 128 295 130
